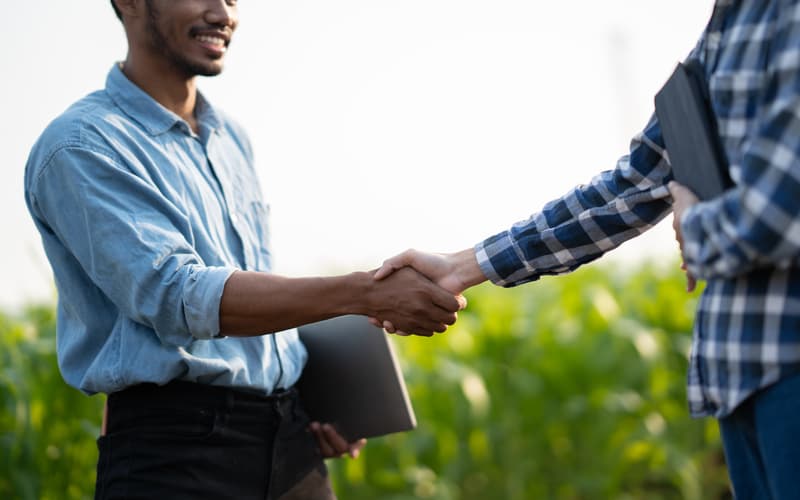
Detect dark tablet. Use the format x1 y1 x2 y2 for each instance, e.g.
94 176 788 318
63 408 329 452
655 60 733 200
296 315 417 441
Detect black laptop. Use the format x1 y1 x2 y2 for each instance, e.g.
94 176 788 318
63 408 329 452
296 315 417 441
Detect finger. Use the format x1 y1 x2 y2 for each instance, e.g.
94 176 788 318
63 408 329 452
373 262 399 281
348 438 367 459
374 250 415 280
430 288 462 313
668 181 700 204
687 273 697 293
367 317 382 328
456 294 468 310
391 328 411 336
434 306 458 326
401 266 460 313
322 424 350 455
383 307 446 337
310 422 336 457
385 317 444 336
401 315 446 335
395 324 433 337
667 180 684 197
667 180 677 192
414 307 457 330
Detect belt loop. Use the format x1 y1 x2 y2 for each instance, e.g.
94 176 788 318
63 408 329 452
271 388 295 417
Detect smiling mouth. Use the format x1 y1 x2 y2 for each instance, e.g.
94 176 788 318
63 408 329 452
195 34 227 52
189 25 232 55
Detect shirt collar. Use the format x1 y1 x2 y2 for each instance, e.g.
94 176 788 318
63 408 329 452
105 63 223 137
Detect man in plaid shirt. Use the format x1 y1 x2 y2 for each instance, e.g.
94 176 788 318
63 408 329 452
373 1 800 496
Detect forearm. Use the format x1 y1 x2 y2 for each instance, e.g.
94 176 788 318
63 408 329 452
478 121 673 287
219 270 371 336
220 267 461 337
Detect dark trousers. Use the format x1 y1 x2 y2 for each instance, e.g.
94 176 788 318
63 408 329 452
95 381 335 500
719 371 800 500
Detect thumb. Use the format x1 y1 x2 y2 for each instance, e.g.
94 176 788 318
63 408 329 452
373 261 399 281
373 251 415 280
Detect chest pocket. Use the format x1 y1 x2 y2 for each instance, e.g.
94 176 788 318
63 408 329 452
243 200 272 271
207 134 273 272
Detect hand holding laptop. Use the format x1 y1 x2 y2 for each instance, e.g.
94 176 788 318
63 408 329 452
668 181 701 292
655 59 731 291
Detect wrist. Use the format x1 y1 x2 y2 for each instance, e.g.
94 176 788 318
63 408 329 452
339 271 374 317
450 248 487 289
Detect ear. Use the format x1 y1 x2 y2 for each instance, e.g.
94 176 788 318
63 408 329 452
113 0 144 21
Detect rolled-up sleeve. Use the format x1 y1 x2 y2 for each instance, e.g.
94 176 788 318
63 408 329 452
28 145 237 345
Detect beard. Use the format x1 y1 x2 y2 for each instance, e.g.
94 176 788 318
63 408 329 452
144 0 223 78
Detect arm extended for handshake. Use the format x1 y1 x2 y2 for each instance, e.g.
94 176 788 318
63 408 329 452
367 183 701 334
218 265 467 458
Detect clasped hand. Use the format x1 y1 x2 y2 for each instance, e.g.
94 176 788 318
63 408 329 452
368 249 483 335
667 181 700 292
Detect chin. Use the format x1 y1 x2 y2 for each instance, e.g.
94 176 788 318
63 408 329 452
177 57 225 77
196 65 225 77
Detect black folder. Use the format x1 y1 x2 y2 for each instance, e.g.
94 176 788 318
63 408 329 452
655 60 733 200
296 315 417 441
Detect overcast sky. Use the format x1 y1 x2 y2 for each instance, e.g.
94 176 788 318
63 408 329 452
2 1 712 308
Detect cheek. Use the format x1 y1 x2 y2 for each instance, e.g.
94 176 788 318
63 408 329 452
166 22 189 46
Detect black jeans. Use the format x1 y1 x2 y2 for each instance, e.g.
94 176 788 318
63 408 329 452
95 381 335 500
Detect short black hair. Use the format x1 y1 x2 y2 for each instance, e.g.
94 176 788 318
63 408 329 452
110 0 122 21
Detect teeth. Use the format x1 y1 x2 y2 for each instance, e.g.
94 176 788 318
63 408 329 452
196 35 225 46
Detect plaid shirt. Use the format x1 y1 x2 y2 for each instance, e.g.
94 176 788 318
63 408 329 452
475 0 800 418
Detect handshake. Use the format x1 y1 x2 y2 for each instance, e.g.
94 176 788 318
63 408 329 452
363 181 704 338
365 248 487 337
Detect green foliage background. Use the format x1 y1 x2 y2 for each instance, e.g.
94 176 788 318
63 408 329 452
1 261 730 499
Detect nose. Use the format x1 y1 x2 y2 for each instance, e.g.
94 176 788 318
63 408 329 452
205 0 238 30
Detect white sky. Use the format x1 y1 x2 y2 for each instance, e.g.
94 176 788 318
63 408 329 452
1 1 713 309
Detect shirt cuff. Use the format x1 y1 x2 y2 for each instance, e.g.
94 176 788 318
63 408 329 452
475 230 527 287
183 265 238 341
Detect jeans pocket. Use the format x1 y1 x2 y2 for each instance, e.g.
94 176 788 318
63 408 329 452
111 405 219 441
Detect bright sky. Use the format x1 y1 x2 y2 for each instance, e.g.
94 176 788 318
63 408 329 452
2 1 713 309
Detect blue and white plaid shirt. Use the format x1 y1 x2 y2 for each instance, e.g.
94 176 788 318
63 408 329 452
475 0 800 418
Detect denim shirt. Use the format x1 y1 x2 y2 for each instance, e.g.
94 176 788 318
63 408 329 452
24 65 307 395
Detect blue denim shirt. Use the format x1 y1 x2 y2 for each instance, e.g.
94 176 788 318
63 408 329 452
24 65 306 395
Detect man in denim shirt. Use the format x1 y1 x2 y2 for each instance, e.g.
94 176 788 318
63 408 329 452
375 1 800 497
24 1 463 498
